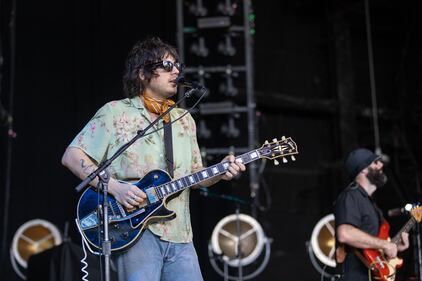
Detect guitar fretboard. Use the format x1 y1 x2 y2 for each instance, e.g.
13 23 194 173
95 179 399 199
392 216 416 245
153 149 261 199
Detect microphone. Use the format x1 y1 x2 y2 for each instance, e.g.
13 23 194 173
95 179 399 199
388 203 413 217
176 76 203 89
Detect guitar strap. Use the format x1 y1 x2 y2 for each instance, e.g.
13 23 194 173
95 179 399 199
164 120 174 178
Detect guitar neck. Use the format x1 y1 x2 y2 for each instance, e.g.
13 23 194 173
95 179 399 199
391 216 416 245
153 149 261 199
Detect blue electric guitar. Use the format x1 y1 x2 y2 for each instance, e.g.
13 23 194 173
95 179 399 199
76 137 298 253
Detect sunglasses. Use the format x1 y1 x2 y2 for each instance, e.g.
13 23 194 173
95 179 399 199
146 60 185 72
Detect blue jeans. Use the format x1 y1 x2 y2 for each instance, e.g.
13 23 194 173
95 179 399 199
114 229 204 281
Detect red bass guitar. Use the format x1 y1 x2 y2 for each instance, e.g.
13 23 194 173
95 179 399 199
356 206 422 281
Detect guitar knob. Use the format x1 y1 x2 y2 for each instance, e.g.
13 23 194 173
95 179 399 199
113 224 120 229
122 232 129 239
274 159 279 166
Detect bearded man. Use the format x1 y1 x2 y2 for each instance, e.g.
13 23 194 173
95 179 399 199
334 148 409 281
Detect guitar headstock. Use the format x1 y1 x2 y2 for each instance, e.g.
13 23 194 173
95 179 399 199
258 137 298 165
411 205 422 223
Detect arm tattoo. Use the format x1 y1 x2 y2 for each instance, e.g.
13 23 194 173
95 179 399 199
80 159 95 175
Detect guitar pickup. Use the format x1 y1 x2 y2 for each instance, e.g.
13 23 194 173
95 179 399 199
145 187 159 204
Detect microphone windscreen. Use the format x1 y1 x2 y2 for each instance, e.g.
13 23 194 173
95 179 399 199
176 76 186 84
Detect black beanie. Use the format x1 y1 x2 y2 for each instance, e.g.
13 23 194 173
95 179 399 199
344 148 381 180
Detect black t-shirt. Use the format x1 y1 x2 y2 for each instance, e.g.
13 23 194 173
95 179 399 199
334 183 382 281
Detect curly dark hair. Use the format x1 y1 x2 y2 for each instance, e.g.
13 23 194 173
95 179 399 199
123 37 180 98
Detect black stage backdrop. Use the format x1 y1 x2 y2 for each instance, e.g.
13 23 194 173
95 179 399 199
1 1 422 280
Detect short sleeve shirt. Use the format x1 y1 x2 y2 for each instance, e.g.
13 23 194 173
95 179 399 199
69 96 203 243
334 183 382 281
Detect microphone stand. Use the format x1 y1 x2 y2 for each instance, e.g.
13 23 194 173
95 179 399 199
97 170 111 281
74 86 204 281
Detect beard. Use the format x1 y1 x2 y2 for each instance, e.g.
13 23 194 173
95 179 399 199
367 167 388 188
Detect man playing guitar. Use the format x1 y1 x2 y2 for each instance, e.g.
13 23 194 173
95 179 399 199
334 148 409 281
62 37 245 281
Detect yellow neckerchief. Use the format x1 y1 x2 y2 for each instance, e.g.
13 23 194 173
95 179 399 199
142 94 175 123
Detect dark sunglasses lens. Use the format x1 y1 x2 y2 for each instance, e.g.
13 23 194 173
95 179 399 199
161 61 172 71
175 62 184 71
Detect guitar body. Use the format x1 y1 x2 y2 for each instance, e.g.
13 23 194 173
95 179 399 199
77 169 178 253
362 221 403 281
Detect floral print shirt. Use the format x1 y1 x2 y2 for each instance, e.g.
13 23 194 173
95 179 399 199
69 96 203 243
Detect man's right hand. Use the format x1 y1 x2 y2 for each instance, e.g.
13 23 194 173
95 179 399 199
110 181 147 210
61 147 147 210
383 241 398 259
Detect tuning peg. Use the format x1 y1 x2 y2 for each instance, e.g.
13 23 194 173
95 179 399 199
291 155 296 161
281 136 286 140
274 159 279 165
282 157 288 163
272 138 277 142
264 140 269 145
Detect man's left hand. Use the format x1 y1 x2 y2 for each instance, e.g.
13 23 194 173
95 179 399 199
397 232 410 252
221 155 246 181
